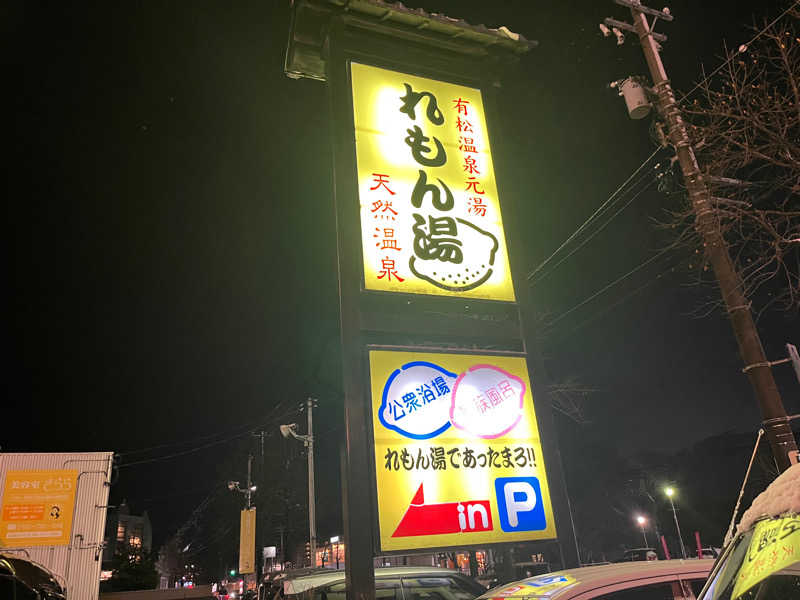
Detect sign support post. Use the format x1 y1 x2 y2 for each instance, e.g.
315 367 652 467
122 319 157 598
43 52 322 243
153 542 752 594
327 16 377 600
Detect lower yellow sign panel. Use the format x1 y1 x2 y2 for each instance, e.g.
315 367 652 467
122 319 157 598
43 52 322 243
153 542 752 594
0 470 78 547
369 350 556 552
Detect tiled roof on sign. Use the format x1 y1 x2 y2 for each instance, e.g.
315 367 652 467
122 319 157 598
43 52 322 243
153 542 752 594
339 0 537 51
285 0 537 81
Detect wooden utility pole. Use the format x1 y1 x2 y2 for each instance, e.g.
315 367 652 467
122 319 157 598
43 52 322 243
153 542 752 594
606 0 797 471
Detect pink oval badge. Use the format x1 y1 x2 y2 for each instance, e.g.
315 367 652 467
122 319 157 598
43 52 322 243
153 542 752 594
449 364 527 439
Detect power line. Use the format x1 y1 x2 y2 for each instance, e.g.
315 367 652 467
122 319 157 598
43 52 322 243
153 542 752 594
526 147 663 283
677 1 800 105
529 175 659 287
116 397 297 457
116 404 301 468
116 421 265 458
544 246 673 331
548 262 680 343
117 431 255 468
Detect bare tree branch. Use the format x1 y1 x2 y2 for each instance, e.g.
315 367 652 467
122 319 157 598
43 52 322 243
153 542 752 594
676 14 800 312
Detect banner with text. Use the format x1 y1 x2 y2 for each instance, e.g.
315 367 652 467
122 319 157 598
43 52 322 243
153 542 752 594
0 469 78 547
239 508 256 574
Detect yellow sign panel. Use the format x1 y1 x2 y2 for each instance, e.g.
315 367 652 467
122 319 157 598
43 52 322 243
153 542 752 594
239 508 256 574
0 470 78 547
732 515 800 599
369 350 556 552
351 62 515 302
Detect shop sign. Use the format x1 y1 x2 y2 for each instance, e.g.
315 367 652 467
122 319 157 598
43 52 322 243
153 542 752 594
369 350 556 551
351 63 515 301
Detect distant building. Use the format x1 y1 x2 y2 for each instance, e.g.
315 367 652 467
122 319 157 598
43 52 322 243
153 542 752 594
102 500 152 565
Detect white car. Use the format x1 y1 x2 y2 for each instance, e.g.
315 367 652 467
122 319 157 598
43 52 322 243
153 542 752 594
478 559 714 600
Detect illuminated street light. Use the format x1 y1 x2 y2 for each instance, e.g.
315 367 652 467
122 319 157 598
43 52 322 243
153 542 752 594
635 515 648 547
664 486 687 558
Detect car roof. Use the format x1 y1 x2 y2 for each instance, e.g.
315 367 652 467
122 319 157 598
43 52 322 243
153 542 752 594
0 554 65 595
284 567 463 595
480 559 715 600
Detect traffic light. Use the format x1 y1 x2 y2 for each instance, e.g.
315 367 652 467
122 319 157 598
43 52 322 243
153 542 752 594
229 569 236 576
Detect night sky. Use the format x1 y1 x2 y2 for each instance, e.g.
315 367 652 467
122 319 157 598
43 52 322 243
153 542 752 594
6 0 798 562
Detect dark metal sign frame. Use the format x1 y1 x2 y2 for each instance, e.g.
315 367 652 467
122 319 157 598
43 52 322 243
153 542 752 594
321 11 578 600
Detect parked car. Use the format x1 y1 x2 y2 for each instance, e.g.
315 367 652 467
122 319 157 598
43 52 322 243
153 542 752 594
267 566 486 600
478 559 714 600
697 548 720 561
696 462 800 600
615 548 659 563
259 568 334 600
0 554 66 600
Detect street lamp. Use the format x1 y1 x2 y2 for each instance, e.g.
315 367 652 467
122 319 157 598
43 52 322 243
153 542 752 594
665 487 687 559
635 515 648 547
330 536 340 569
281 398 317 567
227 477 257 508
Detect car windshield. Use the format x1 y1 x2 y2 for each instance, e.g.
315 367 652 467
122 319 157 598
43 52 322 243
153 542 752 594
698 522 800 600
285 574 485 600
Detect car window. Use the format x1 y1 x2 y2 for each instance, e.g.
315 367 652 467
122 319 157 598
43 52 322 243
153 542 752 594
589 582 675 600
401 576 482 600
698 528 800 600
375 578 403 600
704 573 800 600
313 582 347 600
699 531 751 600
310 578 403 600
686 578 707 599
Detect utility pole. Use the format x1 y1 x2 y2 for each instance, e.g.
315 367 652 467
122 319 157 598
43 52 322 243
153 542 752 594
604 0 798 472
279 399 317 568
306 397 316 567
228 455 257 579
227 455 257 508
246 454 253 509
278 525 286 567
253 430 266 471
252 431 265 575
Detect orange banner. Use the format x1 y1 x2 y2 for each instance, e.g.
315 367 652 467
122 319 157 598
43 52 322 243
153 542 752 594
0 470 78 547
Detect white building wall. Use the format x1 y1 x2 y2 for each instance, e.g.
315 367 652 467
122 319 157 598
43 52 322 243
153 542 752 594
0 451 114 600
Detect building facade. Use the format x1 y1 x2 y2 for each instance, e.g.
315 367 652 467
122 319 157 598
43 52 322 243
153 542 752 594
102 500 152 565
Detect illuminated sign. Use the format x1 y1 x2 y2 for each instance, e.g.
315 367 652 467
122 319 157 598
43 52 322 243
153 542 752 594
369 350 555 551
0 469 78 547
351 63 515 301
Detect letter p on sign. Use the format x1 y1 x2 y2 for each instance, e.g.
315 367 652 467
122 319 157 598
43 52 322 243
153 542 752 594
495 477 547 532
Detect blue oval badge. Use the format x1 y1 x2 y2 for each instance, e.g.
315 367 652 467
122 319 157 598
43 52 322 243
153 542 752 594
378 361 458 440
